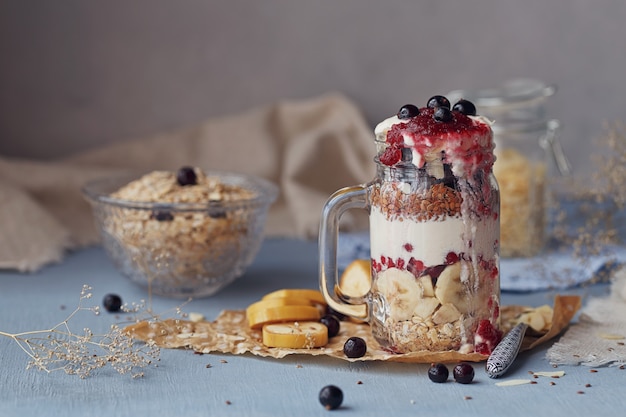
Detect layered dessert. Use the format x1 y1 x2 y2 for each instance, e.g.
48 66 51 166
369 97 501 354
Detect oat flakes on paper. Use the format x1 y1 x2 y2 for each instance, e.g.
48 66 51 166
125 295 581 364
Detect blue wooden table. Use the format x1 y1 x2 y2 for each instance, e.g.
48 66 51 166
1 239 623 417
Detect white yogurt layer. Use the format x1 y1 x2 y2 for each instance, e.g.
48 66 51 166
369 206 498 267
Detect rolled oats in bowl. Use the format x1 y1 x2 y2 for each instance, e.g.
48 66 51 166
83 167 278 298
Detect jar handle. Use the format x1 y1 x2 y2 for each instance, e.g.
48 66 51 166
318 185 370 321
541 119 572 175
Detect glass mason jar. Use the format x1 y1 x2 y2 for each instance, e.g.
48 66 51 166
449 79 571 258
319 102 501 355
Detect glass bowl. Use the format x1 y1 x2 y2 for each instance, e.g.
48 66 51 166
82 170 278 298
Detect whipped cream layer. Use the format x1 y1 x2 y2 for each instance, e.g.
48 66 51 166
369 206 498 267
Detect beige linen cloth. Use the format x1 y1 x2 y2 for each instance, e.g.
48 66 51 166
0 93 375 272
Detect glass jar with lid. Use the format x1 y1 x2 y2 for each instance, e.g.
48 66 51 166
449 79 571 258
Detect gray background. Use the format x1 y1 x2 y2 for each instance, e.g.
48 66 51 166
1 0 625 174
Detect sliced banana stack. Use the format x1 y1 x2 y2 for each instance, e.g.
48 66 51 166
373 260 468 326
246 288 330 348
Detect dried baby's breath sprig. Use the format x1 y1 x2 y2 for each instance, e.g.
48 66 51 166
0 285 160 379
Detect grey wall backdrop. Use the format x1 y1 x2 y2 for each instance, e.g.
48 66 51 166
1 0 625 174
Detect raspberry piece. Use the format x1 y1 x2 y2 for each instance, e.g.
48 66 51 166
371 258 382 272
407 257 425 277
424 264 446 280
490 265 499 279
386 129 405 146
445 252 459 265
474 319 502 355
379 145 402 166
403 243 414 253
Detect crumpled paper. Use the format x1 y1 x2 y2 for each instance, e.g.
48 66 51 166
125 295 581 364
0 93 374 272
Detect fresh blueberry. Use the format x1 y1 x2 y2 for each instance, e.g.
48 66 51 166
103 294 122 312
427 95 451 109
151 210 174 221
320 315 341 338
428 363 449 383
397 104 420 119
319 385 343 410
433 106 453 122
453 362 475 384
452 99 477 116
176 166 197 186
208 209 227 219
325 306 347 321
343 336 367 358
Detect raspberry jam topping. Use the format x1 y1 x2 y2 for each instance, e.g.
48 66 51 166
379 98 495 180
385 107 493 171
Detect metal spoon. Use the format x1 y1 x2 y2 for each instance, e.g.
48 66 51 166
486 322 529 378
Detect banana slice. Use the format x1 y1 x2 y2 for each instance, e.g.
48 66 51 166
413 296 440 319
417 275 435 297
376 267 420 321
262 289 327 306
247 305 321 329
339 259 372 297
432 303 461 324
246 297 313 323
262 321 328 348
434 262 468 314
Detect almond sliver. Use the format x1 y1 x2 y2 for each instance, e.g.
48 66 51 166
598 332 625 340
532 371 565 377
495 379 533 387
